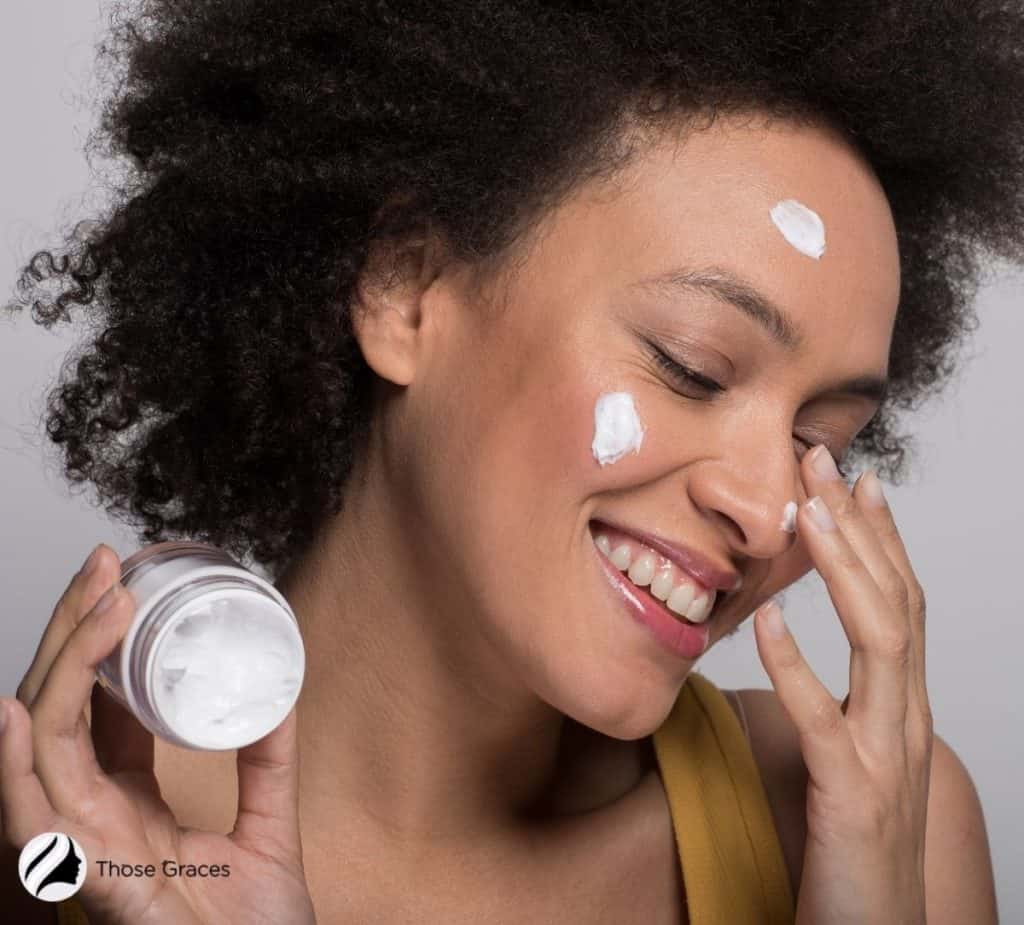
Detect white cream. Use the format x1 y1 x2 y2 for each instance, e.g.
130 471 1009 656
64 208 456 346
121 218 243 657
780 500 798 533
151 593 304 750
591 391 645 466
770 199 826 260
96 542 305 751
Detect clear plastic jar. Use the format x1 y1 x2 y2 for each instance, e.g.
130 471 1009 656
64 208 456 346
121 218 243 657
96 541 305 751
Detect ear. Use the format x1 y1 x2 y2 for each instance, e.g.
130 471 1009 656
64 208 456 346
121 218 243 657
349 224 449 387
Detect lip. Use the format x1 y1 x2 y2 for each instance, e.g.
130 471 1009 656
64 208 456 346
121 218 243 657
591 540 712 661
590 518 741 593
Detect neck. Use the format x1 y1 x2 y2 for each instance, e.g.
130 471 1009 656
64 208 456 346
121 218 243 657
274 454 590 855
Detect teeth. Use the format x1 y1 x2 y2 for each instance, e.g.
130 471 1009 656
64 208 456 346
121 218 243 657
610 543 632 570
649 565 675 601
595 530 717 624
627 552 657 586
666 583 696 617
686 592 714 624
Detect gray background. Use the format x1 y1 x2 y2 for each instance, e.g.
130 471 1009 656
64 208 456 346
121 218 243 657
2 1 1021 918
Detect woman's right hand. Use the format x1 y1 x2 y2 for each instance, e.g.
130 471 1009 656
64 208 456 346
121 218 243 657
0 544 317 924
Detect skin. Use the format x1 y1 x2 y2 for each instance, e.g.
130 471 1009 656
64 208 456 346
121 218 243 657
0 112 999 923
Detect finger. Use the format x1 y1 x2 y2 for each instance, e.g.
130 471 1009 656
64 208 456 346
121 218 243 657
798 448 913 725
851 469 929 721
797 492 911 746
802 449 912 629
89 685 166 827
90 683 155 780
801 448 918 724
17 545 118 708
30 582 136 822
753 601 860 787
0 698 60 847
231 706 303 868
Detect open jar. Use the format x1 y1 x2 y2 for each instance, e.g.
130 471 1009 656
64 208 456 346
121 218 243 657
95 541 305 751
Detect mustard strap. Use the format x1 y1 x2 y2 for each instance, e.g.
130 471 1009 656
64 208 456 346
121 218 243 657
652 672 796 925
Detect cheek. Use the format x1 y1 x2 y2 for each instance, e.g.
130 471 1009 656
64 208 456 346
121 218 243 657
756 539 814 603
528 383 662 501
423 339 600 558
485 351 623 496
526 387 600 485
446 329 671 543
578 385 707 500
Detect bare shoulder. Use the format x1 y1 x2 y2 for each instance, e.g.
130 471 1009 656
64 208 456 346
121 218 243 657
724 688 999 925
918 728 998 923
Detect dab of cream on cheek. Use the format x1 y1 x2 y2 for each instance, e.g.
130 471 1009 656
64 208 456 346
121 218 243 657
591 391 645 465
770 199 826 260
152 595 303 750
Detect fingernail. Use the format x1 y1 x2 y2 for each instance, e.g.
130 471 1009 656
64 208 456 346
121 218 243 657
809 444 840 481
805 495 836 532
81 544 103 577
93 583 120 615
859 469 887 508
760 600 787 639
779 500 798 533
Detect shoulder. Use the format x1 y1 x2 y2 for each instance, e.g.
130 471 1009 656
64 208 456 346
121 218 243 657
920 727 998 923
726 687 998 925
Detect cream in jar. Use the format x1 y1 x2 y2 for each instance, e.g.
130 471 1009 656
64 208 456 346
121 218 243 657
96 541 305 750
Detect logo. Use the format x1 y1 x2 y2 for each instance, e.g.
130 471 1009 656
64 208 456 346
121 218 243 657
18 832 88 902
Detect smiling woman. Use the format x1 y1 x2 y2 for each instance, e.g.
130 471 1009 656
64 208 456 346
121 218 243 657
1 1 1021 923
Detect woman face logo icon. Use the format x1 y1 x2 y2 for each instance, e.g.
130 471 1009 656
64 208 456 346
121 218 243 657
18 831 88 902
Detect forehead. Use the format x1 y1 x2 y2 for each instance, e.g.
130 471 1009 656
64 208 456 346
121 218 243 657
523 113 901 368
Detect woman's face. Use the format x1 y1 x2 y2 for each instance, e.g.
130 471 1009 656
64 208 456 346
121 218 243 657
366 114 900 739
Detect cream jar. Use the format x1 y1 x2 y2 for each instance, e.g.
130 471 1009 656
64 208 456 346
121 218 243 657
95 541 305 751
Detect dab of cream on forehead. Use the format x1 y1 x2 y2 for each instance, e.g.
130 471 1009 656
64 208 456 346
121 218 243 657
770 199 826 260
591 392 645 466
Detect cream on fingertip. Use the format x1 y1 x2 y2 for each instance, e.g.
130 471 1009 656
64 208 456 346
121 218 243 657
779 500 798 533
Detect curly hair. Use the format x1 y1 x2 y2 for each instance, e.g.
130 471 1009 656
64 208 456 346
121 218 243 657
6 0 1024 577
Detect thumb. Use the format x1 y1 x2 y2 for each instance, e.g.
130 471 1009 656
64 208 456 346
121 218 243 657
230 706 303 867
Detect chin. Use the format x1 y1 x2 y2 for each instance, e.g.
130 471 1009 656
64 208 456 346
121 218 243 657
537 652 693 741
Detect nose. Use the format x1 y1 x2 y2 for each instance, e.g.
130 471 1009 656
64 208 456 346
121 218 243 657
685 451 801 561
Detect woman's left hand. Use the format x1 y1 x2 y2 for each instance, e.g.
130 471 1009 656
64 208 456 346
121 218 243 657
754 445 933 925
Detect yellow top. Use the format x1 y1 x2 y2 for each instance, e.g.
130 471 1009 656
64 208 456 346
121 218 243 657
56 672 794 924
651 672 796 924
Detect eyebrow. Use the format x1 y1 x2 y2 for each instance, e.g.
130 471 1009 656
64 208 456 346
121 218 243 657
629 264 890 404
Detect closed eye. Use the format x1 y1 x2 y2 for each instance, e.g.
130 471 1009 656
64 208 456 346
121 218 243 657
648 343 724 395
646 339 852 477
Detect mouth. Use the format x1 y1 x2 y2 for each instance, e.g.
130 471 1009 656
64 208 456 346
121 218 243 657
587 519 739 626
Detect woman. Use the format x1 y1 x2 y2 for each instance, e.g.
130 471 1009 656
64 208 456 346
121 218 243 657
0 1 1016 922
